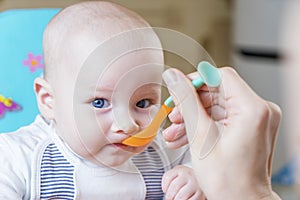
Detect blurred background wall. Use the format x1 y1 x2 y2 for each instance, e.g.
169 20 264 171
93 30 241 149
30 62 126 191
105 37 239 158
0 0 296 198
0 0 232 70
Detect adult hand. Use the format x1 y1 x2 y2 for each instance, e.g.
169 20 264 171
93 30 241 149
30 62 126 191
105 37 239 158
162 67 281 200
162 72 199 149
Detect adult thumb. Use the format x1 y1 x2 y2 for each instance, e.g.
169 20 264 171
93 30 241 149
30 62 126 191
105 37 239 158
162 68 213 154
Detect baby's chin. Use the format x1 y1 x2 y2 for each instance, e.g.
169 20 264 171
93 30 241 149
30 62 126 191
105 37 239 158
91 155 132 168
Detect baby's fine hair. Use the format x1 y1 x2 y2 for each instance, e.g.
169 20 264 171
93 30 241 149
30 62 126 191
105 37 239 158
43 1 151 80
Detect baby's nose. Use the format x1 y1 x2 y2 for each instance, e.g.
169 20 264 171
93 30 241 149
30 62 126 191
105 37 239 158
111 112 139 135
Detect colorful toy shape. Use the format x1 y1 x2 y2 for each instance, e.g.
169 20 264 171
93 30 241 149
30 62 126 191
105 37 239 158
23 52 43 73
0 94 22 118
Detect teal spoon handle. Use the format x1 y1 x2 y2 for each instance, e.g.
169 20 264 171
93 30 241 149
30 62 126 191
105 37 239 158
163 61 221 108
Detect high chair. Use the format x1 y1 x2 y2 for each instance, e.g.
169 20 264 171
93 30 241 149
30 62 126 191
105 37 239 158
0 8 60 132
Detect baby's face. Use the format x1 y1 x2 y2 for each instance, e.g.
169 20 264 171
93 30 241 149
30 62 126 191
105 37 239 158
53 47 164 167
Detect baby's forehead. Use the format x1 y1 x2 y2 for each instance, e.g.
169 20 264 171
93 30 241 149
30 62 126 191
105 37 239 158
80 48 164 85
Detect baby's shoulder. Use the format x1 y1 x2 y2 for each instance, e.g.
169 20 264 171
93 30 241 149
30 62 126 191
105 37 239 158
0 115 53 156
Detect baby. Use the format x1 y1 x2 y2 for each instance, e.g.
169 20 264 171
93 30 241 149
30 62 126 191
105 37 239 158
0 1 204 199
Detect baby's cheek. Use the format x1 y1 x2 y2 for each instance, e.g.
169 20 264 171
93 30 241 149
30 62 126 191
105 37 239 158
72 114 108 155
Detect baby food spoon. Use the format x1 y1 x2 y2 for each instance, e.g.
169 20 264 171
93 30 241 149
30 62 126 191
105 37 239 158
122 61 221 147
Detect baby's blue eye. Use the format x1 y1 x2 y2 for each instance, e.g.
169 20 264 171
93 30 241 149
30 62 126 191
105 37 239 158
136 99 151 108
92 98 109 108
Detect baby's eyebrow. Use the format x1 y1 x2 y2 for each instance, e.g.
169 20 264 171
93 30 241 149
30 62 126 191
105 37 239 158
94 87 114 93
143 87 160 93
91 82 115 91
136 85 161 95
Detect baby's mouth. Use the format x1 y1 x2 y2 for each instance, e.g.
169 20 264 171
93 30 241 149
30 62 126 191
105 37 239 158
111 143 128 150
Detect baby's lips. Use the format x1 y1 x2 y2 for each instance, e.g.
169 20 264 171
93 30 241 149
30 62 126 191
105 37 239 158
107 133 133 144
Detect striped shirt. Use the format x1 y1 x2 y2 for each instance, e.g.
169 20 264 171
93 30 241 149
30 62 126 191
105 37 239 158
40 143 75 199
132 146 165 200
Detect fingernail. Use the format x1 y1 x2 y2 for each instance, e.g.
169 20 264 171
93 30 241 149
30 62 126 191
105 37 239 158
162 69 179 85
168 110 176 120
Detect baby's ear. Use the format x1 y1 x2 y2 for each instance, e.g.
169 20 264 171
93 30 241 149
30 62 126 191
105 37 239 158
34 77 54 120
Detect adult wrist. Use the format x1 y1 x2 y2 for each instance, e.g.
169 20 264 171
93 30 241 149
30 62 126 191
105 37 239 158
206 190 280 200
203 180 279 200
